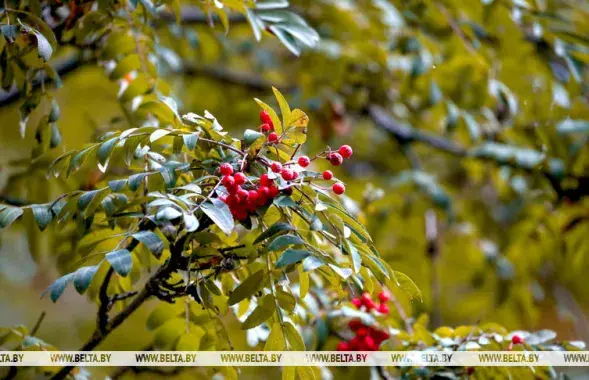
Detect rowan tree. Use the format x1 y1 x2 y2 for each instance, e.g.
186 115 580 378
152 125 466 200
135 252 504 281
0 0 588 379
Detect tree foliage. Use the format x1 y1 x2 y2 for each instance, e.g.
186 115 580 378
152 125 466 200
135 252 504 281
1 0 589 379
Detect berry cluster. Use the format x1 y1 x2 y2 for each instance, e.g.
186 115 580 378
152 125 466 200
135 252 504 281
323 145 353 195
337 321 390 351
218 164 280 221
352 291 390 314
337 291 391 351
259 110 281 144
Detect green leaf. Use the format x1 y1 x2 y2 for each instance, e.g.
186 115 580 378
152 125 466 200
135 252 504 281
201 198 234 236
106 249 132 277
254 222 294 244
267 235 305 251
228 269 266 306
391 271 422 301
182 133 199 150
73 265 99 294
31 204 52 231
276 288 296 312
42 273 75 302
264 322 286 351
244 129 265 146
109 179 128 191
276 249 312 268
557 119 589 134
129 173 149 191
183 213 199 232
132 231 164 258
19 22 52 61
97 137 119 165
344 240 361 274
0 206 23 228
242 294 274 330
284 321 305 350
302 256 324 272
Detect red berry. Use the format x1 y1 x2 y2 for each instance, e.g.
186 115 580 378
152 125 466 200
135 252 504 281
339 145 353 159
260 174 273 186
258 186 270 198
511 335 524 345
248 190 258 202
235 210 248 221
348 320 363 331
234 172 246 185
226 195 239 207
351 298 362 308
271 162 282 173
378 291 390 303
268 132 279 143
377 303 390 314
281 169 294 181
222 175 235 188
260 123 271 133
282 187 293 196
322 170 333 180
364 335 376 350
361 292 372 303
364 299 376 311
332 182 345 195
337 341 350 351
291 171 299 180
219 163 233 176
260 110 273 127
357 327 368 337
268 185 279 198
298 156 310 167
219 195 228 203
237 188 249 201
328 152 343 166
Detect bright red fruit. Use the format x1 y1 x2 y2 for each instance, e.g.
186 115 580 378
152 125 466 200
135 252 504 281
328 152 343 166
292 171 299 180
237 188 249 201
260 174 272 186
378 291 390 303
333 182 345 195
260 110 273 127
339 145 353 158
337 341 350 351
234 172 246 185
219 163 233 176
222 175 235 188
260 123 271 133
271 162 282 173
322 170 333 180
348 320 363 331
298 156 310 167
268 185 279 198
281 169 294 181
268 132 279 143
248 190 258 202
377 303 390 314
511 335 524 345
351 298 362 308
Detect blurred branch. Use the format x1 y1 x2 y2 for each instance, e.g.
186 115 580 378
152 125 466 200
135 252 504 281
30 311 46 336
158 6 246 24
184 64 292 92
0 52 85 107
368 104 589 201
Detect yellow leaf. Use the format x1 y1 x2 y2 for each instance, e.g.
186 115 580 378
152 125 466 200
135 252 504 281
265 322 286 351
273 86 292 129
288 109 309 128
283 367 296 380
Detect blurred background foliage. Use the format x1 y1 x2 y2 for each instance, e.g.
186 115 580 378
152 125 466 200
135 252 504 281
1 0 589 378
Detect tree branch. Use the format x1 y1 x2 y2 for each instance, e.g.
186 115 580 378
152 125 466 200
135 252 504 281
368 104 589 201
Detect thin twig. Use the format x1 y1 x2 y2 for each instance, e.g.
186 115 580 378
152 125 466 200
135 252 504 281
30 311 46 336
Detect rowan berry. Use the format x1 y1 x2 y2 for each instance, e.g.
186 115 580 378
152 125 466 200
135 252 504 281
339 145 353 158
333 182 345 195
219 163 233 176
